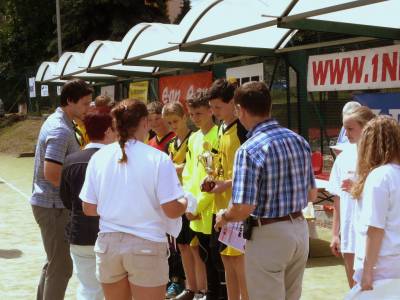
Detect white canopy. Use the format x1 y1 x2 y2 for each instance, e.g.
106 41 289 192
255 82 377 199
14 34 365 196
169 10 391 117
36 0 399 82
82 40 155 76
35 62 64 83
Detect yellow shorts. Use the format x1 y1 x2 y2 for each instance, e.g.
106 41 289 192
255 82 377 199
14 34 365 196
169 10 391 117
221 246 242 256
190 236 199 247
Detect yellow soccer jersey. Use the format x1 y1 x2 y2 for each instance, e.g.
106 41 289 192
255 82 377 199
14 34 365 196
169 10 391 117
213 120 247 213
73 121 90 149
182 125 219 235
167 132 192 182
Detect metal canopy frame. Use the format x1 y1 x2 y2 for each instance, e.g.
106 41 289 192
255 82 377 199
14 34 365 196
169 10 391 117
278 18 400 40
123 58 201 69
176 0 387 56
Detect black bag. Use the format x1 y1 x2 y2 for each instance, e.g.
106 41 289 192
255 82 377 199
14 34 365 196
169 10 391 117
243 216 254 240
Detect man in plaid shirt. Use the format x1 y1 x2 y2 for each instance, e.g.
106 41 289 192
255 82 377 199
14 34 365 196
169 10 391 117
215 81 317 300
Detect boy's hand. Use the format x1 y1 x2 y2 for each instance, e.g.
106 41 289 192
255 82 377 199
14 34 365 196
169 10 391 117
200 179 216 192
186 212 201 221
210 180 229 194
210 179 232 194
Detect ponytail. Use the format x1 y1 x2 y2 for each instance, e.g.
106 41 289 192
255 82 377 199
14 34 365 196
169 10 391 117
111 99 148 163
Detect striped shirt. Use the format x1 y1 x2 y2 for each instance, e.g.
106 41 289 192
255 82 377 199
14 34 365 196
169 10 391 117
30 107 80 208
231 119 315 218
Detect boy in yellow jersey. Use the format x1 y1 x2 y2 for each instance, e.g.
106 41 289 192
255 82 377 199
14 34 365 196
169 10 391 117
73 118 90 148
209 78 249 300
162 102 199 300
182 94 223 300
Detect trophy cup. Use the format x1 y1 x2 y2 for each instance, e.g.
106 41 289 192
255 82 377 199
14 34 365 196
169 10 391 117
199 141 218 192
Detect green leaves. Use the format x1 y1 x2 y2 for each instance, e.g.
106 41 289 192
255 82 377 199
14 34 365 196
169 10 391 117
0 0 169 110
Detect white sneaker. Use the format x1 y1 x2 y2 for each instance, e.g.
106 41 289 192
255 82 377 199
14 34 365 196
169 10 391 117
194 292 206 299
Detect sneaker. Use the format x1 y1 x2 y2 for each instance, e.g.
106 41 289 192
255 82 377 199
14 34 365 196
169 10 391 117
194 292 206 300
166 282 184 299
173 289 195 300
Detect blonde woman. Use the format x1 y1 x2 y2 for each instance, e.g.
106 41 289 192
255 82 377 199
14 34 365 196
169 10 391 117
80 99 190 300
328 106 375 287
349 116 400 295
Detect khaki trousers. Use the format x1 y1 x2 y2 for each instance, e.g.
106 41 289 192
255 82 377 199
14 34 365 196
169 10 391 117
245 217 309 300
32 205 73 300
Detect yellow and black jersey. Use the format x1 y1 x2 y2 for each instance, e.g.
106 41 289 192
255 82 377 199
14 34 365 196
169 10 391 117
216 119 247 257
73 121 90 149
167 131 192 165
167 131 192 182
214 119 247 212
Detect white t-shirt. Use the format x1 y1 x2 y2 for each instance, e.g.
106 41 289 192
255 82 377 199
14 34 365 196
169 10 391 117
328 143 357 253
354 164 400 280
80 140 184 242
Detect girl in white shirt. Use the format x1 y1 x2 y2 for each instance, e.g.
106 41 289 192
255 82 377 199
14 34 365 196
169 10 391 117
351 116 400 291
329 106 375 288
80 99 189 300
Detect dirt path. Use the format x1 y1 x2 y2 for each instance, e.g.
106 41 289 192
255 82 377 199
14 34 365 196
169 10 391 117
0 154 348 299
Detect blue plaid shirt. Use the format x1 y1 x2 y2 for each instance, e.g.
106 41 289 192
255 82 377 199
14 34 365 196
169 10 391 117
232 119 316 218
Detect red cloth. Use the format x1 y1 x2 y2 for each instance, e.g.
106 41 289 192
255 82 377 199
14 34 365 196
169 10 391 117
148 132 175 153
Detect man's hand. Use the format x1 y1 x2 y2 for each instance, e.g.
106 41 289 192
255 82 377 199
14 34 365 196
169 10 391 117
361 269 374 291
186 212 201 221
214 209 228 232
210 180 230 194
330 235 341 257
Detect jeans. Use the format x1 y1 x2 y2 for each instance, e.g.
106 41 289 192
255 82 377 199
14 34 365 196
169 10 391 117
70 244 104 300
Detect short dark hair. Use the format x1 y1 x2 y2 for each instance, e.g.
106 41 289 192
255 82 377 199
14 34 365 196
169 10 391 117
83 107 113 141
147 101 164 115
208 78 237 103
187 92 210 109
234 81 271 117
60 79 93 107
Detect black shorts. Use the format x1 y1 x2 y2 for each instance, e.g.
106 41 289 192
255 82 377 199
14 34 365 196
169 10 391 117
176 215 195 245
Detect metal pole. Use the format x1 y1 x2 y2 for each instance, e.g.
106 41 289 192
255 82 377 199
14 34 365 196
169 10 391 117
56 0 62 58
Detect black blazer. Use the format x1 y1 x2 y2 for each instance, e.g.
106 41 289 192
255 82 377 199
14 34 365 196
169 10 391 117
60 147 100 245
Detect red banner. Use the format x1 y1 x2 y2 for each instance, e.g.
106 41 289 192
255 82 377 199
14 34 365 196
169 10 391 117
158 71 213 104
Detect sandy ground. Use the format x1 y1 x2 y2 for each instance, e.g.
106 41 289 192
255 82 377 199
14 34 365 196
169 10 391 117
0 154 349 299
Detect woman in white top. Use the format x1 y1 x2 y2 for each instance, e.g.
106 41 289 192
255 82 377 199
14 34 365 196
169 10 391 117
351 116 400 292
80 99 189 300
329 106 375 287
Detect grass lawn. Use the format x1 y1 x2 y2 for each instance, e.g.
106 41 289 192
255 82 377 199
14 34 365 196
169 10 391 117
0 118 42 154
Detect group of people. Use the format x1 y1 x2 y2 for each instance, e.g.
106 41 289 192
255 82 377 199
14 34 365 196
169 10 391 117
329 102 400 298
29 77 400 300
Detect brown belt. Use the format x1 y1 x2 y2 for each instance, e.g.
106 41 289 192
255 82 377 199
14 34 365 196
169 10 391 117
251 211 303 226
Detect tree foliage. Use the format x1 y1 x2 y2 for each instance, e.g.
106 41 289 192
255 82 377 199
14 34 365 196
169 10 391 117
0 0 168 111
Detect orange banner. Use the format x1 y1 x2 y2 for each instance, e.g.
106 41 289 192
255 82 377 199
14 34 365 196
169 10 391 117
159 71 213 105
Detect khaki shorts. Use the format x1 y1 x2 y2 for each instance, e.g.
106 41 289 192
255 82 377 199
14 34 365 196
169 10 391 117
94 232 169 287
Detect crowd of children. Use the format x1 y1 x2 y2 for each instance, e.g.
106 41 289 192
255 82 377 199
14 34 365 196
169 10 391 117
144 79 248 300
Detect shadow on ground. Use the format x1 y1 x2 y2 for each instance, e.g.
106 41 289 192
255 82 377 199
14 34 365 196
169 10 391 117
0 249 23 259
